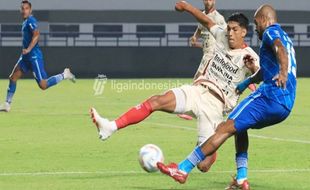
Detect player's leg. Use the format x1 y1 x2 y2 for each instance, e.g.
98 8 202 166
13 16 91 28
225 132 250 190
157 120 236 184
175 94 263 177
0 58 25 112
196 91 224 173
90 87 186 140
235 132 249 182
30 58 75 90
42 68 76 89
114 90 178 128
7 65 23 103
177 120 236 175
157 92 290 184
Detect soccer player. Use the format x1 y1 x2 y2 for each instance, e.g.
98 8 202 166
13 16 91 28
90 1 260 174
157 4 297 189
0 1 75 112
190 0 226 80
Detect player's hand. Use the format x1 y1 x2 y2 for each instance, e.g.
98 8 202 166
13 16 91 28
189 36 196 46
189 36 201 47
175 1 189 12
243 54 256 70
273 73 287 89
22 48 30 55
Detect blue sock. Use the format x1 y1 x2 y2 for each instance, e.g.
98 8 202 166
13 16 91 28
236 152 248 182
178 146 206 173
6 80 17 104
46 74 64 89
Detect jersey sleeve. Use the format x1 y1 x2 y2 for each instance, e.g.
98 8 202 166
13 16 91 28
263 27 281 47
198 23 203 30
217 15 227 29
28 17 38 32
209 24 225 41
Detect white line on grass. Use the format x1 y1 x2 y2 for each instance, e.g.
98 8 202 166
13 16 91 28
0 169 309 176
146 122 310 144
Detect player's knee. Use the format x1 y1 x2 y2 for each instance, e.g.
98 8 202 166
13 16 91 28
9 75 14 81
148 95 165 110
9 74 18 82
216 120 236 134
38 81 48 90
39 85 47 90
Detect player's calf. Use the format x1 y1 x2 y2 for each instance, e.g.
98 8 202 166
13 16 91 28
89 90 178 141
197 152 217 173
115 90 177 128
37 68 76 90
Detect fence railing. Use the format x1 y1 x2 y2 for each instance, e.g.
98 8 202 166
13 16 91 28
0 32 310 47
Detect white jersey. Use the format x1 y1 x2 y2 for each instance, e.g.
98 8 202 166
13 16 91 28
198 10 226 55
196 25 260 113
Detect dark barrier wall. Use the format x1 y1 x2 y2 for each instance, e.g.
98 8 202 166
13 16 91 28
1 10 310 24
0 47 309 79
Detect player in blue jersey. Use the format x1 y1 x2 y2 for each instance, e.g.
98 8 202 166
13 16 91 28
225 5 298 189
157 3 297 188
0 1 76 112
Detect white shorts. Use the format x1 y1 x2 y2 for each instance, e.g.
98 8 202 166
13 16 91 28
172 85 224 145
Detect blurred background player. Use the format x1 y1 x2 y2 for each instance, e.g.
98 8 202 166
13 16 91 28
0 1 76 112
89 1 259 175
190 0 226 80
158 4 297 190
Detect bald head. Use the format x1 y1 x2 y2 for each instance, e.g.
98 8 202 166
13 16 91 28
254 4 278 40
255 4 277 23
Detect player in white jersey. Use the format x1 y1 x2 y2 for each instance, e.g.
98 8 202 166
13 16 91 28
89 1 259 174
177 0 226 121
190 0 227 80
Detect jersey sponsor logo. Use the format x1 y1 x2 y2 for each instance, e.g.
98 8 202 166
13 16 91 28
206 51 245 106
211 54 239 85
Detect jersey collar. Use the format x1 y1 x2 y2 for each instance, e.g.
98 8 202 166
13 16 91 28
267 23 281 29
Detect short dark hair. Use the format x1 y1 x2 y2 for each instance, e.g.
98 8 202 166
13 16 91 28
227 13 249 30
21 1 32 8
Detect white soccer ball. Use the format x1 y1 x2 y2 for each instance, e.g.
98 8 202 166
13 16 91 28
138 144 164 173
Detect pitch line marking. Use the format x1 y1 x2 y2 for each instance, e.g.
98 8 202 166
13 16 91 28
146 121 310 144
0 169 310 176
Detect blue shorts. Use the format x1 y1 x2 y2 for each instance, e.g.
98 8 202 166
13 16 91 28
228 92 290 133
17 55 47 84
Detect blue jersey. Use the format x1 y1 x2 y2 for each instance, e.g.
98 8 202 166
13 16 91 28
257 23 297 111
22 15 42 59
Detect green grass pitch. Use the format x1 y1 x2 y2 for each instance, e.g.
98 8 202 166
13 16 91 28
0 78 309 190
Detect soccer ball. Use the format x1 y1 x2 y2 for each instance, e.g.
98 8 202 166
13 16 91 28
138 144 164 173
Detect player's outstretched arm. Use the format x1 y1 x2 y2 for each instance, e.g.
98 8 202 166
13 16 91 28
175 1 215 30
22 30 40 55
236 71 262 94
272 39 289 89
